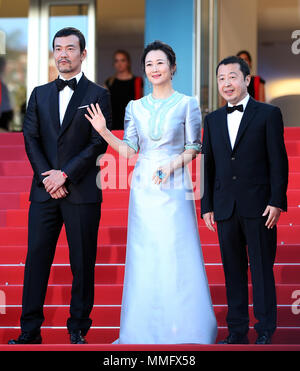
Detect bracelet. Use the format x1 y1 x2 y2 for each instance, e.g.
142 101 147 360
61 171 68 178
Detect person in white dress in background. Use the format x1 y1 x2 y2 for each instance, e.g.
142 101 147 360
85 40 217 344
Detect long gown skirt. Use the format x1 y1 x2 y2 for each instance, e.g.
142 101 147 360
116 155 217 344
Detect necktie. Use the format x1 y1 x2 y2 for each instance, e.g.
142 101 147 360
226 104 244 114
55 78 77 91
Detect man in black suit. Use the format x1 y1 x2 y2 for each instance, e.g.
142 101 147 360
201 56 288 344
9 27 111 344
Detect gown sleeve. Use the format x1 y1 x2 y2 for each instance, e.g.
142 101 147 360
123 100 139 153
184 96 202 152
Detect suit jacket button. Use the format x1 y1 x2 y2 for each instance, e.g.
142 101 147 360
231 157 236 161
232 176 237 180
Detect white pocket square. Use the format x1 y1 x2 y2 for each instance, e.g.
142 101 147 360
78 105 89 109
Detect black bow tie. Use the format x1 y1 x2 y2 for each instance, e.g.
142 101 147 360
55 77 77 91
227 104 244 114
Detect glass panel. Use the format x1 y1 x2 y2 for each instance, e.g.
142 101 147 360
48 4 88 81
0 0 29 131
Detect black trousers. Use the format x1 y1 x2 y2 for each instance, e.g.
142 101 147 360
20 198 101 335
216 206 277 336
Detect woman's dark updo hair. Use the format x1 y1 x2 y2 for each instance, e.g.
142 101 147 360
141 40 176 74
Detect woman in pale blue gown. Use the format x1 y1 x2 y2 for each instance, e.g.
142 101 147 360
85 41 217 344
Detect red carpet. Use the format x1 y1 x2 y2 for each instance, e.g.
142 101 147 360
0 128 299 351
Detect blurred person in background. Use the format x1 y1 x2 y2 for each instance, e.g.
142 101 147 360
105 50 143 130
0 56 13 131
237 50 266 102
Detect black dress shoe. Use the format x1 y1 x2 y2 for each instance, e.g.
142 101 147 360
218 333 249 344
255 332 272 344
69 330 87 344
8 331 42 344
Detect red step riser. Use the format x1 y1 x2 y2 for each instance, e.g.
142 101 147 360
284 128 300 140
2 128 297 143
0 194 21 209
0 306 298 327
0 161 33 177
17 191 131 209
2 156 300 177
0 328 119 345
285 141 300 156
0 245 299 265
0 284 123 306
0 172 299 193
1 328 300 345
0 265 126 285
0 134 24 145
0 265 299 285
0 147 27 161
0 131 299 345
15 189 300 210
1 143 300 159
0 226 128 246
288 157 300 172
3 207 300 227
0 245 127 265
1 284 298 306
0 131 123 146
0 225 299 246
2 209 129 227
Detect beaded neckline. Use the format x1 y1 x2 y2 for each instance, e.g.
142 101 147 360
141 91 184 141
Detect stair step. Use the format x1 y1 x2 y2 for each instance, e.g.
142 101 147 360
0 172 299 192
0 327 299 345
0 225 299 246
0 130 299 346
0 305 298 327
284 127 300 140
7 128 300 147
0 264 299 285
0 283 298 306
0 193 21 209
2 157 300 176
12 189 300 209
285 141 300 156
2 207 300 227
0 244 298 264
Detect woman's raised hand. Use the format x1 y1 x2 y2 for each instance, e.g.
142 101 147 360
85 103 107 134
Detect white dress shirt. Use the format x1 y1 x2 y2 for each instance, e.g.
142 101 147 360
227 94 250 149
58 71 83 125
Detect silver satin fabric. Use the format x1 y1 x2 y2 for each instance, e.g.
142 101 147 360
115 92 217 344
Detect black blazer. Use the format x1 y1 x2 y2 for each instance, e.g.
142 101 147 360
23 74 112 204
201 97 289 221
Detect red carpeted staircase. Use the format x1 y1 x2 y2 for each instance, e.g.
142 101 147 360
0 128 300 351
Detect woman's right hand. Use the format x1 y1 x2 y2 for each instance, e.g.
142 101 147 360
85 103 107 134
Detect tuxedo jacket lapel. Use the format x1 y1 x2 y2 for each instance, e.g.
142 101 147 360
219 106 233 154
58 74 89 138
49 82 60 134
232 97 258 152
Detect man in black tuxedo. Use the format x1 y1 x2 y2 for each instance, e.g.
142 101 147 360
201 56 288 344
9 27 111 344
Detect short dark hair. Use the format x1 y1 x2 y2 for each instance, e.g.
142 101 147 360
216 56 250 79
141 40 176 73
52 27 86 53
